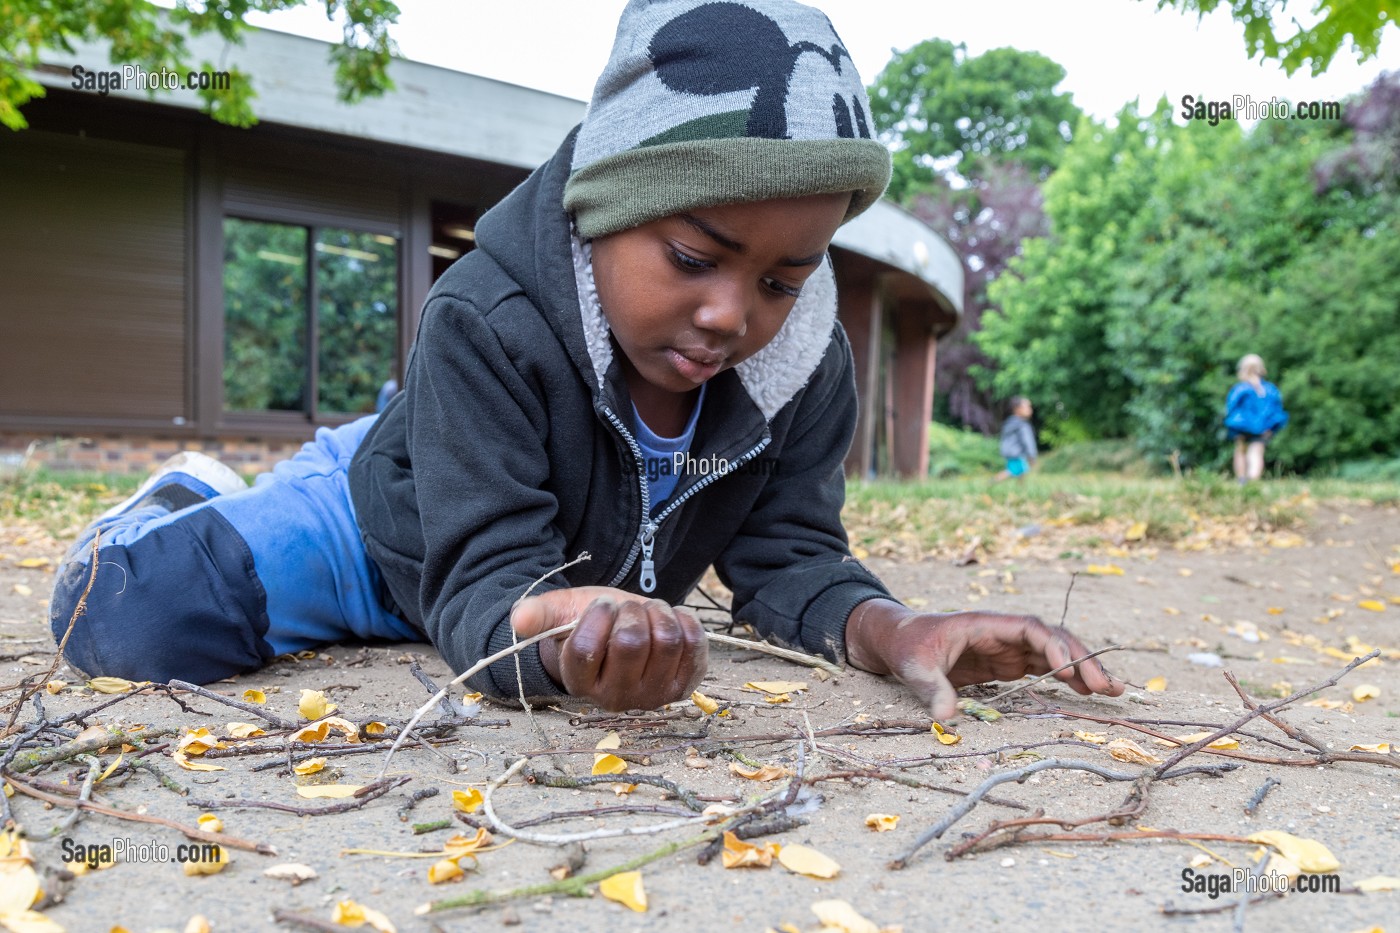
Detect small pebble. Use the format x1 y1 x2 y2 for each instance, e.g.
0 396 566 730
1000 857 1016 868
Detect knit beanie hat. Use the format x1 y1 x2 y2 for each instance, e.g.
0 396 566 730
563 0 892 239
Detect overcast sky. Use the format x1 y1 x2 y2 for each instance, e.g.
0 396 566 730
242 0 1396 123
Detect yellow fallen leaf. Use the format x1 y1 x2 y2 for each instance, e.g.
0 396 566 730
1188 853 1213 869
242 689 266 704
1152 732 1239 750
363 722 387 736
43 680 66 695
931 722 960 745
185 916 212 933
293 757 327 775
263 863 318 885
171 752 225 772
864 813 899 832
1145 676 1167 692
1352 684 1381 702
87 676 137 694
1073 731 1108 744
691 691 719 715
1358 599 1386 612
1349 743 1391 753
295 784 361 799
721 831 776 868
810 900 879 933
178 727 227 757
763 693 792 704
427 858 464 884
15 557 51 568
1355 876 1400 892
729 762 790 782
592 754 628 776
291 717 360 744
598 870 648 912
452 788 483 813
1105 738 1160 765
1266 607 1285 615
225 722 266 739
12 583 33 598
1124 521 1147 542
1085 564 1124 576
1162 607 1181 616
777 843 840 879
1178 568 1192 577
443 828 493 859
298 689 338 720
331 900 397 932
1246 831 1340 873
0 859 42 917
0 911 65 933
196 813 223 833
1270 657 1311 665
182 844 229 876
744 681 808 695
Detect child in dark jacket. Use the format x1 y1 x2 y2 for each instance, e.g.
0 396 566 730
50 0 1121 719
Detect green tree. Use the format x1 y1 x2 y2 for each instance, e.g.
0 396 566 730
1145 0 1398 76
1 0 399 131
867 39 1081 201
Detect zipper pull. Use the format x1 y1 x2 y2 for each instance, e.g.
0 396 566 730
638 522 658 593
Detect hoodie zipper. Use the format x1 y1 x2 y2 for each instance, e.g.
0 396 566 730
601 405 769 593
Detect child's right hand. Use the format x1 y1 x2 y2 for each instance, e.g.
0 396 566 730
511 587 708 711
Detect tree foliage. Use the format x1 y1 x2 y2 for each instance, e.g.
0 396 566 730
868 40 1081 433
867 38 1081 200
980 78 1400 472
1147 0 1398 76
1 0 399 131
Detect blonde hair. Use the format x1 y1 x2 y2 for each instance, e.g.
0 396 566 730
1237 354 1266 379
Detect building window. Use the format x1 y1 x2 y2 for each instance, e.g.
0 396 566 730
223 218 398 418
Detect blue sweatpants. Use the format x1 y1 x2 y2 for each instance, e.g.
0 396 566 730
50 416 422 684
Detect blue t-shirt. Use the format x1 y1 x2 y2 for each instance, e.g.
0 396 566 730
632 384 706 513
1224 380 1288 436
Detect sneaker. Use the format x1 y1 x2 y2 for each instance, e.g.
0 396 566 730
98 451 248 521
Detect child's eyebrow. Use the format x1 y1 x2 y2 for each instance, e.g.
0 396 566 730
678 213 826 268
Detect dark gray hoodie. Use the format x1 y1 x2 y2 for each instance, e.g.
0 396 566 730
349 130 891 699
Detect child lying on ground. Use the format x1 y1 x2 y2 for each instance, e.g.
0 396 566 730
51 0 1122 719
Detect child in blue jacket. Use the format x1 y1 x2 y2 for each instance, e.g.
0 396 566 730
50 0 1121 718
1225 354 1288 483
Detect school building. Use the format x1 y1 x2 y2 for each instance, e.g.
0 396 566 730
0 27 961 479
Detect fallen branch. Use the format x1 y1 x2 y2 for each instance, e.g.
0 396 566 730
889 758 1145 869
1244 777 1281 817
165 680 300 730
5 774 274 854
187 775 410 816
5 725 173 774
417 827 718 914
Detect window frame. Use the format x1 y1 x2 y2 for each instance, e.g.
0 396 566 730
217 206 404 433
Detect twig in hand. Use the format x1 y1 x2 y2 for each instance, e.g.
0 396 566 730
377 623 582 779
1244 777 1281 817
380 555 593 780
165 680 300 730
187 775 410 816
980 645 1125 706
510 553 593 745
704 630 842 676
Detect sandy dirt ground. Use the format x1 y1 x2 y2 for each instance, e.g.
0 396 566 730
1 500 1397 933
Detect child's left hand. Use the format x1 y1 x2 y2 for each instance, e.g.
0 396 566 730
844 599 1124 719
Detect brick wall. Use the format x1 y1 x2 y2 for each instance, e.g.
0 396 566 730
0 432 309 478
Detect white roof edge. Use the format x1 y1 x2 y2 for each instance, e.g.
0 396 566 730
833 200 964 315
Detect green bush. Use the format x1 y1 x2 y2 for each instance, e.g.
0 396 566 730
926 422 1003 477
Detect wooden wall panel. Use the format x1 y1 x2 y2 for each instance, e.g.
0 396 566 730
0 131 187 421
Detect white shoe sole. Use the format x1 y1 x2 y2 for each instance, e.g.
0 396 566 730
98 451 247 521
